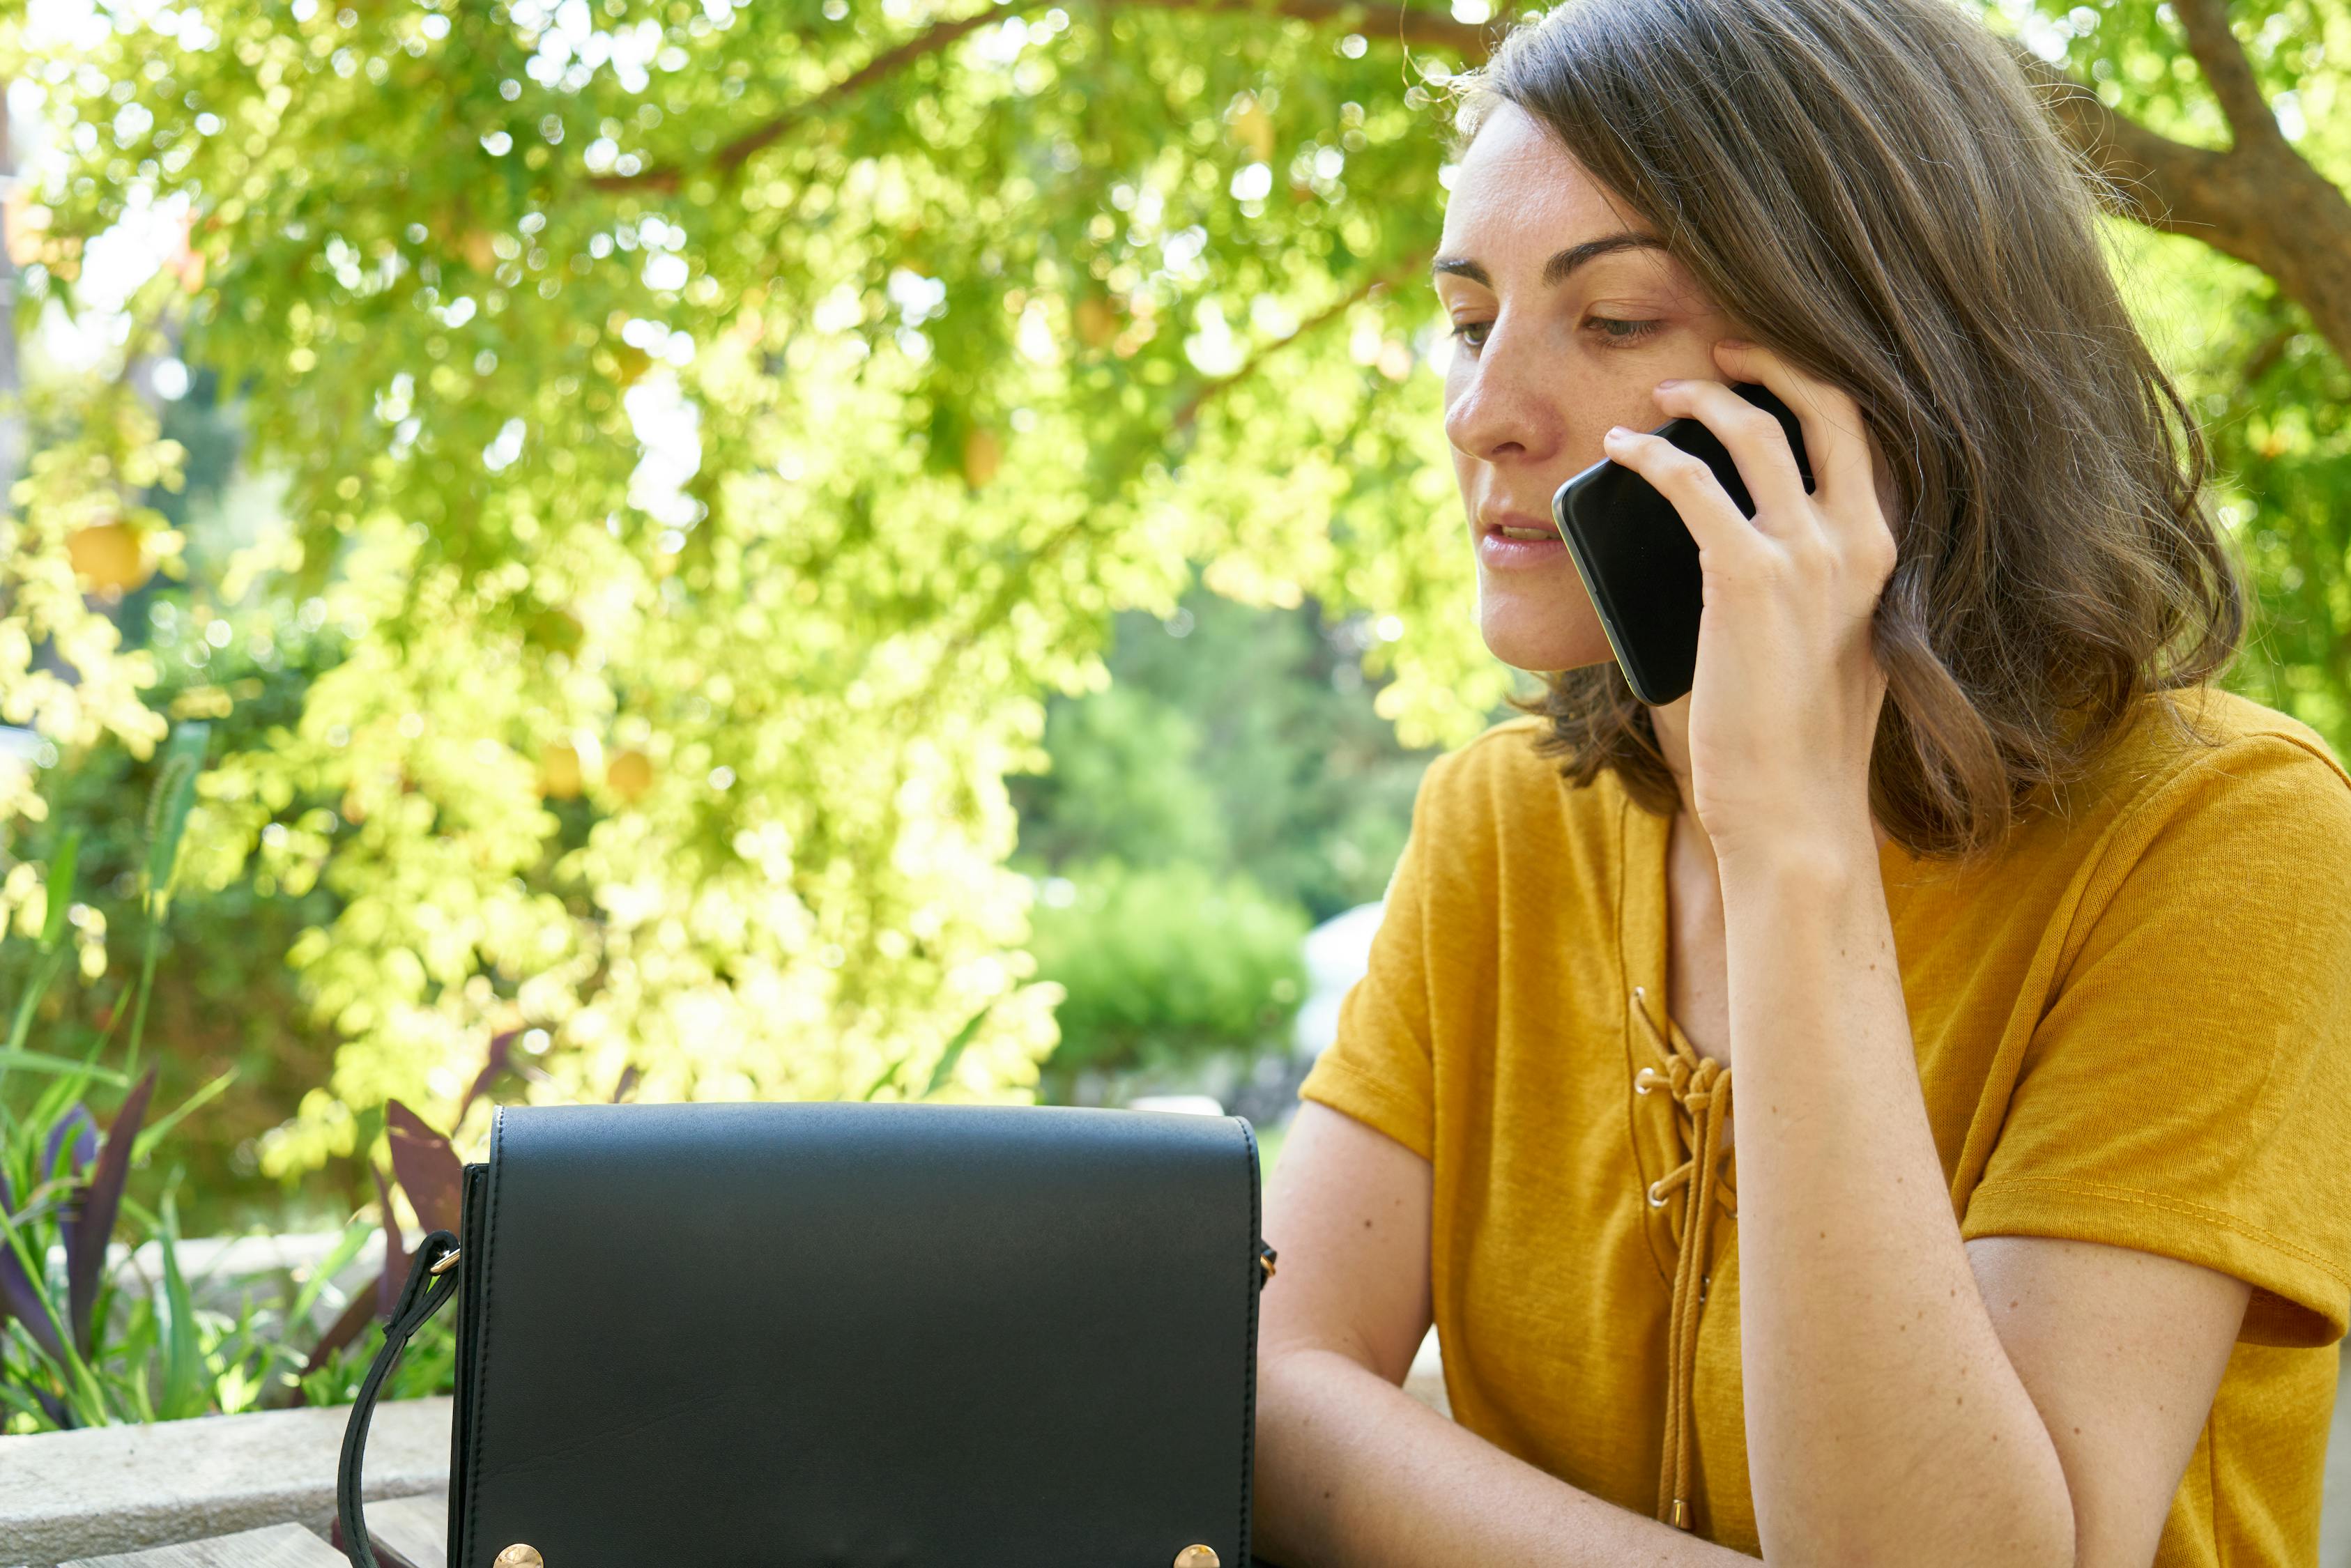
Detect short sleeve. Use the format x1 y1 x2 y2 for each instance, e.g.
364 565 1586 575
1959 734 2351 1347
1294 757 1448 1164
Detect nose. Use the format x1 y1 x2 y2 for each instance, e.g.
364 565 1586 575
1443 316 1568 468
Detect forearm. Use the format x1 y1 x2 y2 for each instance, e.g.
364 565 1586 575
1722 841 2074 1568
1253 1346 1758 1568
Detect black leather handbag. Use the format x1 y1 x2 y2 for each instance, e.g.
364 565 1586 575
337 1100 1277 1568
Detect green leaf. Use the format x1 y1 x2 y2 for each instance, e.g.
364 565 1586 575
130 1068 238 1167
144 722 211 913
286 1216 377 1335
39 832 80 952
918 1003 995 1100
155 1183 206 1421
0 1048 128 1088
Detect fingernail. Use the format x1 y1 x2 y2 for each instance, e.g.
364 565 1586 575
1605 425 1630 441
1653 378 1683 391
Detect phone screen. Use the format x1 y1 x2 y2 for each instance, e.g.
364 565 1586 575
1548 381 1813 705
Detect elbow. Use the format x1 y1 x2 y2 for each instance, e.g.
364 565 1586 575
1761 1454 2075 1568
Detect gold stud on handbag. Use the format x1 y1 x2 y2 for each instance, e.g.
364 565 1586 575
493 1548 543 1567
1174 1547 1221 1568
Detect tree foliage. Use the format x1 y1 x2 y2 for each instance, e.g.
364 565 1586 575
0 0 2343 1174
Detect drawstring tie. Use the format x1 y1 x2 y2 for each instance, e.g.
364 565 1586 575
1631 984 1736 1533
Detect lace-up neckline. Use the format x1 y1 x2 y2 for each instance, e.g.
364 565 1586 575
1630 983 1736 1532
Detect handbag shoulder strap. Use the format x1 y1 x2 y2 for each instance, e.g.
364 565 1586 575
337 1229 461 1568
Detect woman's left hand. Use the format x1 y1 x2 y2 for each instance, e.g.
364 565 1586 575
1599 337 1897 870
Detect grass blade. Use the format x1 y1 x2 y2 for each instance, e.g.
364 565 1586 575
154 1183 205 1420
0 1050 128 1088
130 1068 237 1167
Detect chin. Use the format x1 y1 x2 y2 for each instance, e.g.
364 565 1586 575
1477 575 1617 675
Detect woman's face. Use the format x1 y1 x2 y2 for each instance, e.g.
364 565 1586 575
1435 101 1743 674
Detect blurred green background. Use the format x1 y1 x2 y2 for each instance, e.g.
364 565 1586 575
0 0 2342 1244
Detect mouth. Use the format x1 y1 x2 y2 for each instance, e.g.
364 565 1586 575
1482 509 1560 541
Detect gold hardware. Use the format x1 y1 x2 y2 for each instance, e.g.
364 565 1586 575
493 1547 543 1567
429 1248 463 1276
1257 1247 1278 1282
1174 1548 1220 1568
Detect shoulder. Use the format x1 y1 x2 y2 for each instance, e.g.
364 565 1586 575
1395 716 1634 913
1413 715 1623 832
2081 688 2351 843
2043 689 2351 918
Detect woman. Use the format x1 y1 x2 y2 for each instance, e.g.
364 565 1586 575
1250 1 2351 1565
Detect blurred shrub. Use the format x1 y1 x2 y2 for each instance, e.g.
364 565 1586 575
1015 590 1439 925
0 593 355 1232
1026 859 1307 1102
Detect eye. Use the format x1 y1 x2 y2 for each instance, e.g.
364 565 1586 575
1587 316 1664 345
1449 319 1492 351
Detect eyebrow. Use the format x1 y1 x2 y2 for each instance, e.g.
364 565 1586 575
1430 232 1671 289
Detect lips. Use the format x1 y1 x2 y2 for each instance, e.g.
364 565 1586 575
1482 509 1559 541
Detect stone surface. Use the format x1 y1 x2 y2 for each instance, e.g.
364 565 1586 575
358 1495 446 1568
57 1524 344 1568
0 1397 450 1568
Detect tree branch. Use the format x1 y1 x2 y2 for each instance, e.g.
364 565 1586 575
594 0 2351 370
590 3 1044 192
2169 0 2283 152
1172 249 1427 431
2012 45 2351 367
2012 50 2232 235
595 1 1490 193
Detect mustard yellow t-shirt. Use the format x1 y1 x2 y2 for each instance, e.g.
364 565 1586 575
1297 686 2351 1563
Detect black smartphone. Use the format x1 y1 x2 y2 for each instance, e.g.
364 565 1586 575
1549 381 1814 706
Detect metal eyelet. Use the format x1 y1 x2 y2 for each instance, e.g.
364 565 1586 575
1633 1067 1660 1096
1646 1180 1668 1208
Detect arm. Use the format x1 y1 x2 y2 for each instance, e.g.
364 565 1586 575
1253 1099 1760 1567
1720 845 2247 1568
1614 339 2256 1568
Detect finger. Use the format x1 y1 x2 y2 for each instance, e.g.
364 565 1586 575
1649 376 1812 527
1600 424 1766 563
1706 337 1875 509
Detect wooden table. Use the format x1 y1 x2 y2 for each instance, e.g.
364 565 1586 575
57 1496 446 1568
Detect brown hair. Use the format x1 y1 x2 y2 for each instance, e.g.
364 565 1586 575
1453 0 2245 859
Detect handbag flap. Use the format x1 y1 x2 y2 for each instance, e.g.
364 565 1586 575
450 1100 1262 1568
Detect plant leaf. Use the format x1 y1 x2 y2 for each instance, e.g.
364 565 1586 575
384 1100 463 1236
155 1184 205 1420
0 1209 71 1370
372 1159 411 1322
0 1050 128 1087
286 1215 374 1335
39 832 79 951
294 1288 378 1396
66 1066 157 1357
143 722 211 912
919 1003 993 1100
43 1106 98 1182
130 1068 238 1166
457 1029 519 1124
